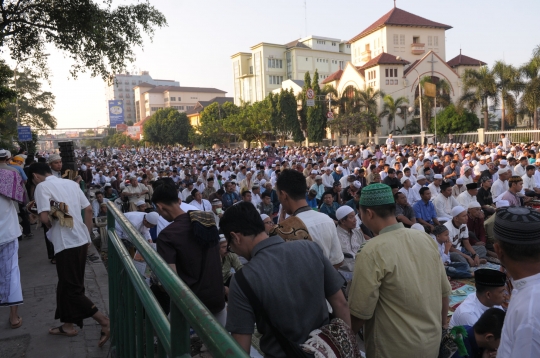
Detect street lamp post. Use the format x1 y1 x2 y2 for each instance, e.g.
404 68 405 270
412 68 423 133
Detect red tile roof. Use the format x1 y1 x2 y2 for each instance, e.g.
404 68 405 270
403 60 420 75
447 52 486 67
321 69 343 84
348 7 452 43
357 52 410 70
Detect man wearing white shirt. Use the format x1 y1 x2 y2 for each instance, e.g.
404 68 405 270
522 165 540 197
428 174 443 199
493 207 540 358
321 167 335 189
398 177 415 205
457 183 479 207
491 168 510 202
449 269 506 328
513 156 528 177
411 175 426 204
433 183 459 221
31 162 110 346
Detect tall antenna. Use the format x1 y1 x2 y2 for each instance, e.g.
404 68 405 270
304 0 307 37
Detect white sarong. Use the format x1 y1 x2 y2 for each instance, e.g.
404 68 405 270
0 239 23 306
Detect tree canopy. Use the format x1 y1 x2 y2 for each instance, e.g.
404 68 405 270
0 0 167 80
197 102 240 147
143 108 192 146
269 90 304 144
430 104 480 135
306 70 326 143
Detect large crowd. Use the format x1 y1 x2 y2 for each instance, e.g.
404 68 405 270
1 131 539 357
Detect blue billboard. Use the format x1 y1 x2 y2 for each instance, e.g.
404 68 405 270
17 126 32 141
108 100 125 126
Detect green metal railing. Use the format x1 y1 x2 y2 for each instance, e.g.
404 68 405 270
106 202 249 358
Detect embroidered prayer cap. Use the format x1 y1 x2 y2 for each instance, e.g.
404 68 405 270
47 154 61 163
432 225 448 236
466 183 478 190
474 269 507 287
359 183 395 207
468 201 481 209
451 205 466 217
145 212 159 226
494 207 540 244
508 175 522 184
336 206 354 221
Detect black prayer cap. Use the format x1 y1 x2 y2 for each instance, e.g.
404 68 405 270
466 183 478 190
494 207 540 244
475 269 507 287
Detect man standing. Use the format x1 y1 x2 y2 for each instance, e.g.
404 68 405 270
276 170 343 268
0 149 24 329
493 207 540 357
221 202 351 356
48 154 62 178
348 183 451 358
152 181 226 325
30 163 110 346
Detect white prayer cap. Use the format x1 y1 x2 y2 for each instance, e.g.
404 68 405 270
408 157 415 162
468 202 481 209
260 214 269 221
497 167 509 175
500 160 508 165
417 175 426 181
311 170 318 174
411 223 425 232
434 174 443 179
144 212 159 226
219 234 226 243
135 199 145 206
336 206 354 221
336 166 343 172
456 178 464 185
451 206 467 217
496 200 510 208
353 181 361 189
400 177 410 184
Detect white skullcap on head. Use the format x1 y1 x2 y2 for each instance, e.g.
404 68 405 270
468 201 481 209
219 234 226 243
416 175 426 180
353 181 361 189
496 200 510 208
497 167 509 175
456 178 464 185
145 212 159 226
260 214 269 221
411 223 425 232
500 160 508 165
451 206 466 217
336 206 354 221
434 174 443 179
400 177 410 184
135 199 145 206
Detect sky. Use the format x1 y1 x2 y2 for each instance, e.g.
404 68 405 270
10 0 540 129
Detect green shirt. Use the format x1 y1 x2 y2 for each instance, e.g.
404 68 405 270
222 253 243 284
349 222 451 358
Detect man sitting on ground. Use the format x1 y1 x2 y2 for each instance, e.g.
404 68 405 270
413 187 440 233
450 269 506 327
335 206 366 275
395 191 417 228
445 206 488 268
319 191 340 224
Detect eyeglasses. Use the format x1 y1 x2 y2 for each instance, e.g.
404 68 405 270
264 221 274 226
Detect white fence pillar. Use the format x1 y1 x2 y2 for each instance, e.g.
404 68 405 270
478 128 485 143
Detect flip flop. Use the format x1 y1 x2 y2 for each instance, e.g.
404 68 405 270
9 316 22 329
98 327 110 347
49 325 78 337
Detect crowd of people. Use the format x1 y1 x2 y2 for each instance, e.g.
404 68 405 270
1 132 539 357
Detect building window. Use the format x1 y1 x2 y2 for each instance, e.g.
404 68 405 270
191 97 197 99
170 97 176 101
332 42 336 46
434 36 439 46
339 61 344 70
413 36 420 44
151 107 160 111
132 81 136 85
399 35 405 45
317 40 326 45
164 97 169 102
268 58 283 68
177 97 181 101
269 75 283 85
393 34 399 45
428 36 433 46
172 106 185 110
186 106 194 110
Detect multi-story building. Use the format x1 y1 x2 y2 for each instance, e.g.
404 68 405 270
132 84 227 122
231 36 351 105
322 5 486 135
186 97 234 128
104 71 179 125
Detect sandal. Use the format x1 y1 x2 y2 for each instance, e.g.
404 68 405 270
99 326 110 347
49 325 78 337
9 316 22 329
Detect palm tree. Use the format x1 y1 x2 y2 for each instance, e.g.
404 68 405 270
459 66 498 130
356 87 384 115
519 52 540 129
379 95 408 134
415 76 451 131
493 61 521 130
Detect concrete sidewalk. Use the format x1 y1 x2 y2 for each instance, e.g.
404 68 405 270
0 228 110 358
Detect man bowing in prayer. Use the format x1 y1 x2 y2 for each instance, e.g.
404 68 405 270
30 162 110 347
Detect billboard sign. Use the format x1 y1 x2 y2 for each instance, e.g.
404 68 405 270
108 100 124 126
116 123 128 132
17 126 32 141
